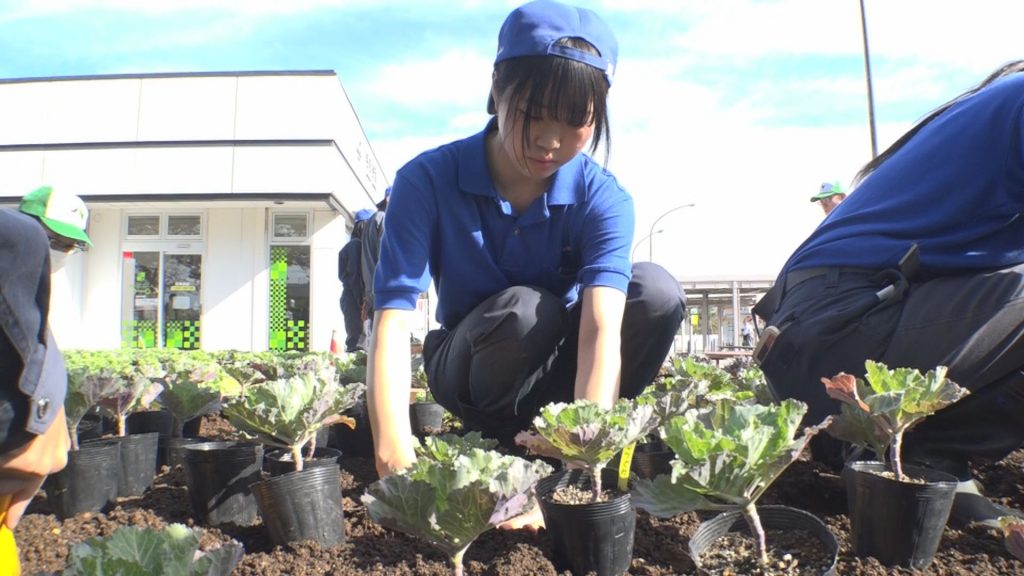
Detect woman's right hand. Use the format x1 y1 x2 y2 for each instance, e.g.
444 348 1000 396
374 442 417 479
367 308 418 479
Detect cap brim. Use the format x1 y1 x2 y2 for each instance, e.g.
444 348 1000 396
810 193 841 202
40 216 92 246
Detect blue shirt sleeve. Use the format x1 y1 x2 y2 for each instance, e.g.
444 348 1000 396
577 172 634 294
373 170 436 311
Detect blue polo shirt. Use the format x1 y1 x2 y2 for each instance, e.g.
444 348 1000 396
783 72 1024 276
374 120 635 329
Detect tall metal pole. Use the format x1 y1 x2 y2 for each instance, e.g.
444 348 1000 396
632 229 663 261
648 203 696 261
860 0 879 158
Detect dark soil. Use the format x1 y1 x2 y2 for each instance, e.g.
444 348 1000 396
698 529 834 575
15 414 1024 575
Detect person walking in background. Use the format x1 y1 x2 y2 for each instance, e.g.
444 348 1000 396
810 181 846 215
365 0 685 533
339 209 375 353
360 187 389 335
741 315 756 348
0 186 90 536
754 61 1024 529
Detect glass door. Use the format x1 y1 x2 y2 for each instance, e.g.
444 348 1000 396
122 251 203 349
269 245 310 351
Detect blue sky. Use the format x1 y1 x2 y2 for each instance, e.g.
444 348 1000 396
2 0 1021 277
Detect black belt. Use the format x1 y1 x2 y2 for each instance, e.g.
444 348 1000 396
783 267 879 291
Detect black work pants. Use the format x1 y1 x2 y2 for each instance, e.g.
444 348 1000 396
423 262 685 445
340 291 365 352
757 264 1024 479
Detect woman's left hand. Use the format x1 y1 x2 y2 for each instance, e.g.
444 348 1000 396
496 502 545 532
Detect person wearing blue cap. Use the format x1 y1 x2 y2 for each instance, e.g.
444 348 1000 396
339 209 376 353
366 0 684 517
0 186 89 532
753 60 1024 529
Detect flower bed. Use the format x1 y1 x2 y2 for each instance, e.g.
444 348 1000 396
14 413 1024 575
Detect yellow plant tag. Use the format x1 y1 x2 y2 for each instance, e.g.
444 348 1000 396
617 442 636 492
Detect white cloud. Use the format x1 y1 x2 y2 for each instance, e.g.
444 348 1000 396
361 49 493 110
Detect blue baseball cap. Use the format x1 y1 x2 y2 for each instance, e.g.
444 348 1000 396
354 208 375 223
495 0 618 85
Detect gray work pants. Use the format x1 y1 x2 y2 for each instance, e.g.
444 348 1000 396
423 262 685 445
757 264 1024 479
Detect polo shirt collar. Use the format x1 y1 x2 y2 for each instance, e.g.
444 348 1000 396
458 119 588 207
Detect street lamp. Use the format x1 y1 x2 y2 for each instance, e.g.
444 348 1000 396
859 0 879 159
632 229 663 261
649 203 696 261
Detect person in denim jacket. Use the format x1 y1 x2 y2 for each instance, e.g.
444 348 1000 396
0 186 91 529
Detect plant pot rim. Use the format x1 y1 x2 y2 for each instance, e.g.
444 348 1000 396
846 460 959 486
689 504 839 576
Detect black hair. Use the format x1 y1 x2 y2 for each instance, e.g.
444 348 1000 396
488 37 611 164
854 59 1024 185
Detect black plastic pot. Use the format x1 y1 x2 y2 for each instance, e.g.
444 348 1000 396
182 441 263 527
76 414 109 442
161 436 211 469
111 432 160 497
126 410 173 437
329 402 373 457
253 465 345 547
689 505 839 575
846 461 956 569
44 440 120 519
182 415 203 438
409 401 444 436
608 438 674 480
264 447 342 477
536 468 635 576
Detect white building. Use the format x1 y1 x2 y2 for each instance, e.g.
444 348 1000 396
0 71 389 352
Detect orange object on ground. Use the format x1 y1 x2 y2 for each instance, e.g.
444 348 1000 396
330 329 342 355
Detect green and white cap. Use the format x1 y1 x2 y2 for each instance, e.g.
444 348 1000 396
18 186 93 245
810 181 845 202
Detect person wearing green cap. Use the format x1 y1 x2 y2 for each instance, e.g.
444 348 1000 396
0 185 91 531
810 181 846 215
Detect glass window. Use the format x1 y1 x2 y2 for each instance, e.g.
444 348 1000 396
167 215 202 237
127 215 160 236
273 214 308 240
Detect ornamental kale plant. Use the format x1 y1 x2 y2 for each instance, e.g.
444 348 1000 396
821 360 969 481
514 398 658 502
332 349 367 385
217 350 282 388
90 350 163 437
637 357 768 433
63 523 243 576
152 350 241 438
63 351 136 450
632 399 830 566
667 355 774 406
362 433 552 576
223 368 365 471
1001 517 1024 561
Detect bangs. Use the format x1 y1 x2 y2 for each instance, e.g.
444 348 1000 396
510 56 603 128
492 52 611 159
